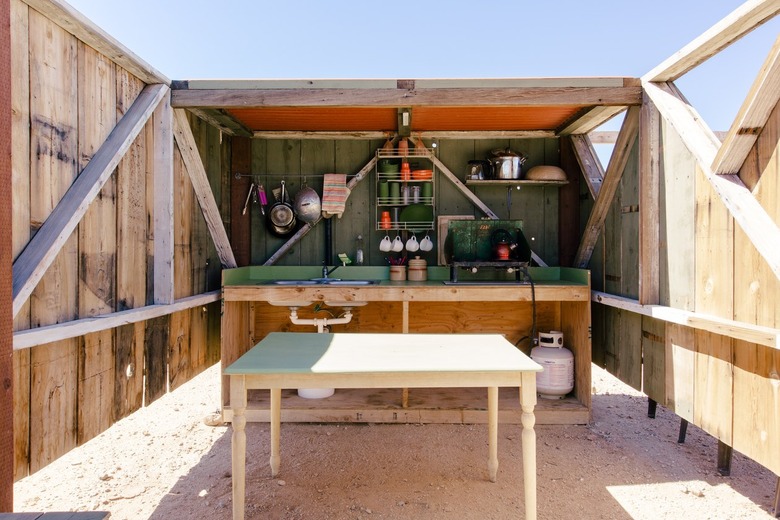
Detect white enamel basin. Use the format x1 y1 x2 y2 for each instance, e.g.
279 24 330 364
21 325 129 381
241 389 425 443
267 301 313 307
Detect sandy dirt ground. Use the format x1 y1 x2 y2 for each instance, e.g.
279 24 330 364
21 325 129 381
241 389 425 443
13 362 779 519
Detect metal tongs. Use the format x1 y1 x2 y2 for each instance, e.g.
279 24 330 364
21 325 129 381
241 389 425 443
242 182 255 215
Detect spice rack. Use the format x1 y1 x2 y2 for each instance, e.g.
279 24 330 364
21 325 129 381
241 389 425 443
375 149 435 232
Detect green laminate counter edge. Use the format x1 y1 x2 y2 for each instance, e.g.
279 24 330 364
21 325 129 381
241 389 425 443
222 265 589 286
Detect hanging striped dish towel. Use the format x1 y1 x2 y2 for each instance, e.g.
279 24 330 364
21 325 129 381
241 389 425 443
321 173 349 218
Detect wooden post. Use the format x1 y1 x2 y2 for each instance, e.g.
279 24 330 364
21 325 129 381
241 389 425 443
558 137 581 267
0 0 14 509
231 137 252 266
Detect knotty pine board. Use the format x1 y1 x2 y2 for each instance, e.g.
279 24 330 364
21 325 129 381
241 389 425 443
76 43 117 445
693 330 733 445
659 119 696 309
169 146 193 391
732 341 780 476
114 67 147 423
641 315 667 405
115 67 147 311
28 10 79 473
664 322 695 422
694 164 734 318
731 100 779 476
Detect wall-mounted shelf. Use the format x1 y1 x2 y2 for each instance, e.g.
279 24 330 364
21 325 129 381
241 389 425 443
375 150 435 232
465 179 568 187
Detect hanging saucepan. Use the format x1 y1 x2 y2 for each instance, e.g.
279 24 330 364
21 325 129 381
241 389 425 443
489 148 527 180
267 180 297 237
293 184 322 225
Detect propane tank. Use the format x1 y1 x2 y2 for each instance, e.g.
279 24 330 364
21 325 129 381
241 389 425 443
530 331 574 399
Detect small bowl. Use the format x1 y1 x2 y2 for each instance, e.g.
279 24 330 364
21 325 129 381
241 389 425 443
411 169 432 181
379 159 400 174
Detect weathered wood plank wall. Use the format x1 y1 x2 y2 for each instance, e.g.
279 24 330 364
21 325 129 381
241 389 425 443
10 0 223 479
242 137 563 267
731 100 779 476
592 92 780 476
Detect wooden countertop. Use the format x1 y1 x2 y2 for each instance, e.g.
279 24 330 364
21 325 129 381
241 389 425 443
222 266 590 303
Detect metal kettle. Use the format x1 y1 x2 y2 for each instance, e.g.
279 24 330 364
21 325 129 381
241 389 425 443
491 228 517 261
467 160 492 181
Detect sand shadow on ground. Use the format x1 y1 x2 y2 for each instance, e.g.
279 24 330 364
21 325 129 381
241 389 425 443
147 390 777 519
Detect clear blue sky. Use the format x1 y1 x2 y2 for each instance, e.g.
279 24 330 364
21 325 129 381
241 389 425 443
66 0 778 132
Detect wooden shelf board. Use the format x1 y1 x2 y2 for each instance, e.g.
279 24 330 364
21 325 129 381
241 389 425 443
222 387 589 425
466 179 568 186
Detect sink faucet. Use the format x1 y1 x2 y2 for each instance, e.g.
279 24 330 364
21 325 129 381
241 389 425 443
322 262 340 279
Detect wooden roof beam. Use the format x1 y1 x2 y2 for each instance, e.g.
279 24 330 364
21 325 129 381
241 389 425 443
573 106 641 269
12 83 169 318
558 106 627 135
172 109 238 269
170 86 642 109
643 0 780 83
645 79 780 280
712 34 780 174
189 108 253 137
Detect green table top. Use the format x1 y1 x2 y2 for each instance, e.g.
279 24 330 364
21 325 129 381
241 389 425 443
225 332 542 375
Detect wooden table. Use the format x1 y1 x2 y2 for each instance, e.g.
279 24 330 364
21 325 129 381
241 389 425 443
225 332 542 520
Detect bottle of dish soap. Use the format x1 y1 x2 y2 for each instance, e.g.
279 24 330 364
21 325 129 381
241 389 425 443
355 234 364 265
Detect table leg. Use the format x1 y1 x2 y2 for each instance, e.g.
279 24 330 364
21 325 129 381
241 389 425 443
230 376 247 520
520 372 538 520
488 386 499 482
270 388 281 477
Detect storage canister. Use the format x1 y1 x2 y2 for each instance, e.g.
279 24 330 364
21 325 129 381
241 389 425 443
389 265 407 281
530 331 574 399
407 256 427 281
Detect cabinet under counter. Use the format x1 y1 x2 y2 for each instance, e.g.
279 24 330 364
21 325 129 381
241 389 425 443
220 266 592 425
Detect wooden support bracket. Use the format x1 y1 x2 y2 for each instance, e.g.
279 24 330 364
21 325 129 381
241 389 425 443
593 290 780 350
263 156 376 266
11 83 169 318
712 34 780 175
569 133 604 200
173 108 237 269
643 0 780 83
430 154 498 219
13 291 220 350
573 106 640 268
645 80 780 281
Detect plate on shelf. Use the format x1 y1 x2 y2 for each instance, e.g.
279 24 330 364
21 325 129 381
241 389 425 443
411 169 432 180
399 203 433 223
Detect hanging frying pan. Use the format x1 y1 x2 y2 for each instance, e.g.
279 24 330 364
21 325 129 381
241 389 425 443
266 180 297 237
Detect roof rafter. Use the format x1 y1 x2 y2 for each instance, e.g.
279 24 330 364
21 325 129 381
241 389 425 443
645 80 780 281
172 109 238 269
643 0 780 83
712 34 780 174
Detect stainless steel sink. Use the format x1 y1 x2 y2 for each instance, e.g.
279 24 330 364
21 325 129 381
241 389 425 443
323 280 379 285
269 280 320 285
267 279 379 286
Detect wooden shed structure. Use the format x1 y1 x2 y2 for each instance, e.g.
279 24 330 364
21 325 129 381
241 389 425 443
2 0 780 513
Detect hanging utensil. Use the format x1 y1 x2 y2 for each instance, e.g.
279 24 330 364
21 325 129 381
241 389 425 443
266 180 297 237
242 182 255 215
294 178 322 225
257 184 267 215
